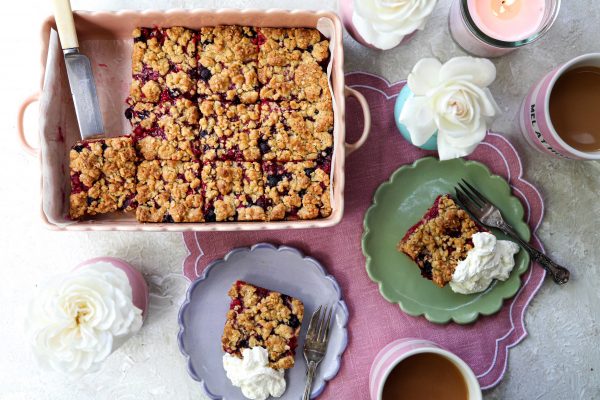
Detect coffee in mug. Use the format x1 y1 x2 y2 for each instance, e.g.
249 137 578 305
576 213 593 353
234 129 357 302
549 66 600 152
520 53 600 160
382 352 468 400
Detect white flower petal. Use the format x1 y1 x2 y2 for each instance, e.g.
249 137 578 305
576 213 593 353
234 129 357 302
439 57 497 87
399 96 437 146
408 58 442 95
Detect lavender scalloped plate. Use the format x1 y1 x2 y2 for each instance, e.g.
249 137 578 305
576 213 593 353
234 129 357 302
177 243 349 400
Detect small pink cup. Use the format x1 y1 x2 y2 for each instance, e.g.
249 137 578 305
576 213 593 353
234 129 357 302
76 257 149 318
369 338 481 400
519 53 600 160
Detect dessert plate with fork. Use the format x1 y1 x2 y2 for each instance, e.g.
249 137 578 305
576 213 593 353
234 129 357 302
362 157 531 324
178 243 349 399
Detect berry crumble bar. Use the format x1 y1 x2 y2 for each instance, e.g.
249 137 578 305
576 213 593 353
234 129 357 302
69 25 335 224
69 137 137 219
201 161 266 222
135 160 203 222
259 100 333 162
196 26 260 104
198 100 261 162
129 27 198 104
127 98 202 161
222 280 304 370
397 194 487 287
262 161 332 220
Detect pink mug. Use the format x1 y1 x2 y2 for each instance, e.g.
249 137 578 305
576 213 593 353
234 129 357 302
519 53 600 160
369 338 482 400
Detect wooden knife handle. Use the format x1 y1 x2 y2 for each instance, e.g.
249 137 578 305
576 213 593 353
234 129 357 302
52 0 79 49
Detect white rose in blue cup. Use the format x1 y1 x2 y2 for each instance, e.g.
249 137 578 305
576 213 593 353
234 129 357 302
397 57 500 160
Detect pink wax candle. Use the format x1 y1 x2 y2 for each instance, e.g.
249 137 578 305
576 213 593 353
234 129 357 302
449 0 561 58
468 0 546 42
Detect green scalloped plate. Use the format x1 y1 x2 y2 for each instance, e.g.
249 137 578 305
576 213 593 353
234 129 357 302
362 157 531 324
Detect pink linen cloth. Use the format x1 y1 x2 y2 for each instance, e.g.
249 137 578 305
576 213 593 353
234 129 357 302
182 72 546 393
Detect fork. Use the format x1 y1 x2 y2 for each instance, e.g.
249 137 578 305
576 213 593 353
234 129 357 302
302 305 333 400
455 179 570 285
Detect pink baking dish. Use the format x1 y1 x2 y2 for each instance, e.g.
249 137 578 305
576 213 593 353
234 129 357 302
17 9 371 231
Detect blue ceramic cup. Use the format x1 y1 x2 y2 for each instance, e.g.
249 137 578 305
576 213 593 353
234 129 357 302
394 85 438 151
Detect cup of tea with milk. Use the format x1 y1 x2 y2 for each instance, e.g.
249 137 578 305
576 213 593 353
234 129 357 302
520 53 600 160
369 339 482 400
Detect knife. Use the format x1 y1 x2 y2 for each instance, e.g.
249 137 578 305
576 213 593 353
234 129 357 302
52 0 104 139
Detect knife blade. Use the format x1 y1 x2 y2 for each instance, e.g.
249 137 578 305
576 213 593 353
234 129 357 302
53 0 104 139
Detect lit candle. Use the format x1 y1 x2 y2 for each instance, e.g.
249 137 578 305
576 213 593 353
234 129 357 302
448 0 560 58
469 0 546 42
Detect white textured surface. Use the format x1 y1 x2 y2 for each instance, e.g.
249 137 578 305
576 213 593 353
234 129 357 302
1 0 599 399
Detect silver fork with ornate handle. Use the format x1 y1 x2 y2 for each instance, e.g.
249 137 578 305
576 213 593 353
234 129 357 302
455 179 570 285
302 305 333 400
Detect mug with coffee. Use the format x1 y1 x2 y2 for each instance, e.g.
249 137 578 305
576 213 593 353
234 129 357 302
369 338 482 400
519 53 600 160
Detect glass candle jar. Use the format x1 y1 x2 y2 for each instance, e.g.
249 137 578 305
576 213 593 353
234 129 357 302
448 0 561 58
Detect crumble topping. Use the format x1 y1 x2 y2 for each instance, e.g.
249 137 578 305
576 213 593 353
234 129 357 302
70 25 335 223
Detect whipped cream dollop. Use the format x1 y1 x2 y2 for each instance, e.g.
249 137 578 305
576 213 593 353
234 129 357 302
352 0 438 50
399 57 500 160
450 232 520 295
223 347 286 400
26 262 143 375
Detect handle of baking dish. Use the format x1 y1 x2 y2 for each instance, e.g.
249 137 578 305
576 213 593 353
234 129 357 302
344 86 371 156
17 93 41 157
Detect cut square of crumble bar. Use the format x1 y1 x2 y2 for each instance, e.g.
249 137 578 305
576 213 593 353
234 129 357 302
127 97 202 161
129 27 198 104
397 194 488 287
198 99 261 162
196 26 260 104
262 160 332 221
135 160 204 222
257 27 331 102
222 280 304 370
201 161 266 222
69 137 137 219
259 100 333 162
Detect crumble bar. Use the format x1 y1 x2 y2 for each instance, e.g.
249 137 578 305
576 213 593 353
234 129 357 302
397 194 487 287
127 97 202 161
135 160 203 222
201 161 266 222
198 99 261 162
222 280 304 370
69 137 137 219
259 100 333 162
129 27 198 104
262 161 332 220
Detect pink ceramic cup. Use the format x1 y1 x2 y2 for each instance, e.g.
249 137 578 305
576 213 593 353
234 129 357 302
76 257 149 319
369 338 482 400
519 53 600 160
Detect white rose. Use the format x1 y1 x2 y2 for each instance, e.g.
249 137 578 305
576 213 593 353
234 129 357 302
353 0 438 49
26 262 143 375
399 57 500 160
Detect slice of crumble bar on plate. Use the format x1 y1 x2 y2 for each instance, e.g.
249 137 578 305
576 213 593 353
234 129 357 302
222 280 304 370
397 194 487 287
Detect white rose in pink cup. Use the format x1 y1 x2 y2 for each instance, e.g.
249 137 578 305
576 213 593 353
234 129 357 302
25 258 147 375
399 56 500 160
342 0 438 50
